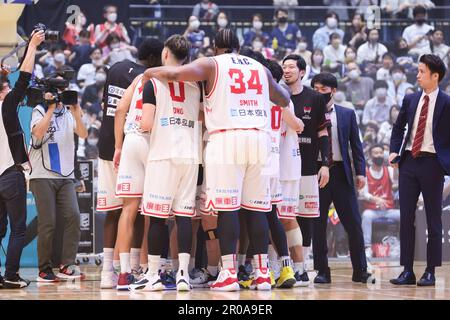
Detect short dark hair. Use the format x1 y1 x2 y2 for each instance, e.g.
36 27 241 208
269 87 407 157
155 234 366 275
79 29 90 39
282 54 306 71
382 52 394 60
251 51 269 68
90 46 101 55
214 29 240 53
311 72 338 89
369 143 384 154
275 8 288 16
164 35 190 62
267 59 283 83
138 38 164 62
374 80 388 90
325 11 339 22
413 5 427 17
329 32 341 42
103 5 117 13
419 54 447 82
390 64 405 75
252 13 263 21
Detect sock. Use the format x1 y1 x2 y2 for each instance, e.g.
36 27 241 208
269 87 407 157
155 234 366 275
148 255 160 275
238 254 246 267
189 257 195 272
102 248 114 272
303 262 308 272
159 258 167 273
119 253 131 274
130 248 141 272
294 262 304 274
179 253 190 277
172 258 179 272
303 246 310 260
113 260 121 273
280 256 291 268
207 265 218 277
425 266 435 274
251 258 258 271
253 254 268 269
268 245 278 265
222 254 236 270
140 263 148 271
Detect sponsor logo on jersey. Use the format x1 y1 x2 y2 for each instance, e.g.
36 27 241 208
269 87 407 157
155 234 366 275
107 96 119 107
117 183 131 192
303 106 312 114
298 137 312 144
108 85 125 97
97 197 107 207
160 117 195 128
305 201 318 209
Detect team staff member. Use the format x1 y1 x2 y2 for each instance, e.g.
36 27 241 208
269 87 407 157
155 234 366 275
0 30 44 289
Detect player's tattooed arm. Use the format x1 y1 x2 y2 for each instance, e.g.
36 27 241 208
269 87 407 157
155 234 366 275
265 67 290 108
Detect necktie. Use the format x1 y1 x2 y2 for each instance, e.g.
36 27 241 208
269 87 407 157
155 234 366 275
411 95 430 158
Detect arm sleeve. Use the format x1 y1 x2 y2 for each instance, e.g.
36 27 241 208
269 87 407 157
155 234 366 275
3 71 31 120
142 79 156 105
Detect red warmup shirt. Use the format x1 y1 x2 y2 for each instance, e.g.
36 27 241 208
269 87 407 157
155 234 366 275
365 166 394 210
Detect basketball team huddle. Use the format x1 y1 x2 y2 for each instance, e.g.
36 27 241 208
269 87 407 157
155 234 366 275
95 28 374 293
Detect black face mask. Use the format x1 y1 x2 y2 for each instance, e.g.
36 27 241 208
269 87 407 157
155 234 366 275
278 17 288 24
322 92 332 104
415 18 426 25
372 157 384 166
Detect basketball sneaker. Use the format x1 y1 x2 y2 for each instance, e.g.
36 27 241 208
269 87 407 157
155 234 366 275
160 270 177 290
249 268 271 291
129 272 164 292
270 270 276 288
57 265 85 281
294 271 310 287
116 272 135 291
210 268 240 292
100 270 118 289
276 266 296 288
131 266 146 282
190 268 217 288
37 269 60 283
3 274 30 289
0 274 3 288
237 263 253 289
176 269 192 292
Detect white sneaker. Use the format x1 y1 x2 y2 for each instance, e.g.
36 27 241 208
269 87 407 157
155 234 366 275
100 270 118 289
176 269 192 292
190 268 210 288
210 268 240 292
365 247 373 260
131 267 146 282
250 268 271 291
129 272 164 292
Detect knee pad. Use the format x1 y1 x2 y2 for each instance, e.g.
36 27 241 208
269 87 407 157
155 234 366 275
205 229 218 240
286 227 303 248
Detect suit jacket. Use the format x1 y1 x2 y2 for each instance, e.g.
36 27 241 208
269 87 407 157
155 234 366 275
390 90 450 174
334 105 366 186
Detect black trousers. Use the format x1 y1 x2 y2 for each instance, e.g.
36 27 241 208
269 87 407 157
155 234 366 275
313 162 367 273
398 152 444 268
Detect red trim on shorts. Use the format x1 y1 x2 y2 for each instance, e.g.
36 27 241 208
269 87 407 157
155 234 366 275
141 207 170 218
205 200 241 212
276 207 297 220
209 128 260 136
172 209 196 217
96 204 123 212
270 199 282 204
295 212 320 217
241 203 271 212
205 58 219 99
115 192 143 198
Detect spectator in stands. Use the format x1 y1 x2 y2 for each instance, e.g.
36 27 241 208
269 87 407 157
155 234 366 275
243 14 270 47
380 0 434 19
84 127 100 160
361 144 400 259
344 46 357 65
387 65 414 105
294 37 312 65
362 80 395 126
38 45 64 74
81 68 106 114
377 52 395 81
313 11 345 51
362 121 379 154
103 32 136 66
357 29 388 65
430 29 450 68
344 12 367 49
68 30 93 71
192 0 220 22
323 33 346 72
43 50 66 77
208 11 231 41
323 0 350 21
402 5 433 57
270 8 302 52
63 10 95 48
393 37 417 74
344 62 374 109
94 5 130 48
308 48 324 80
377 104 400 145
184 15 207 59
251 36 274 59
334 83 356 111
77 47 103 90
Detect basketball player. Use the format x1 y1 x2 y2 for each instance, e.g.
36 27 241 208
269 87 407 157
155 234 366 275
97 39 163 289
282 54 331 286
142 29 290 291
128 35 201 292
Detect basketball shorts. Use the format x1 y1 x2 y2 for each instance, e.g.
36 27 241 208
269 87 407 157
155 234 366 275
296 174 320 218
276 179 300 220
97 159 123 212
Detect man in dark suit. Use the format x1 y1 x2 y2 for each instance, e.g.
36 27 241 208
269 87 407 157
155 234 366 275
389 54 450 287
311 73 374 284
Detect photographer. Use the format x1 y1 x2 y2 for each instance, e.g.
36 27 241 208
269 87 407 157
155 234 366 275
0 30 45 288
29 78 88 282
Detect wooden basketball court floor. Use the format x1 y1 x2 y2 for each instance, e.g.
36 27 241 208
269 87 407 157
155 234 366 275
2 260 450 300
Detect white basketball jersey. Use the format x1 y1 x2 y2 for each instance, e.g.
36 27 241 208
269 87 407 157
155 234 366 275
148 78 202 162
265 104 282 177
124 75 144 135
203 53 271 132
279 101 301 181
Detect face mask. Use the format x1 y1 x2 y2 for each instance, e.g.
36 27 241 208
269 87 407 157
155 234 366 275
334 91 346 103
327 17 338 28
253 42 263 51
346 52 356 60
95 73 106 84
92 58 103 67
218 18 228 28
278 17 288 24
372 157 384 166
313 55 323 65
297 42 307 51
253 21 263 30
348 69 360 80
88 138 99 145
322 92 332 104
190 20 200 30
392 72 404 82
54 53 65 64
107 13 117 23
415 18 425 25
332 40 341 47
376 88 387 99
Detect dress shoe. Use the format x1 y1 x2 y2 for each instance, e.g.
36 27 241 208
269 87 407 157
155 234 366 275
314 268 331 284
390 270 416 285
416 272 435 287
352 271 375 284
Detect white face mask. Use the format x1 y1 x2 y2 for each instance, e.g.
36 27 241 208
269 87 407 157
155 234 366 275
334 91 346 103
327 17 338 29
92 58 103 67
253 41 263 51
54 53 66 65
348 69 360 80
190 20 200 30
376 88 387 99
297 42 307 51
313 55 323 65
392 72 404 82
346 52 356 60
253 21 263 30
218 18 228 28
107 13 117 23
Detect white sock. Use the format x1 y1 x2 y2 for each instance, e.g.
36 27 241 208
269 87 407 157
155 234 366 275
148 255 160 275
222 254 236 270
303 246 310 259
113 260 121 273
102 248 114 272
207 265 218 277
189 257 195 271
280 256 291 268
237 254 246 267
130 248 141 272
119 253 131 274
294 262 304 274
179 253 190 277
268 245 278 266
253 254 268 269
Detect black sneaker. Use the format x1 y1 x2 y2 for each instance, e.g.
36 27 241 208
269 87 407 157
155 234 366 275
3 274 31 289
294 271 310 287
238 263 252 289
0 274 4 289
37 269 59 283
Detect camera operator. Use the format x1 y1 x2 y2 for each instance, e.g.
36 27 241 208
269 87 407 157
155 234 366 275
0 30 45 289
28 79 88 282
